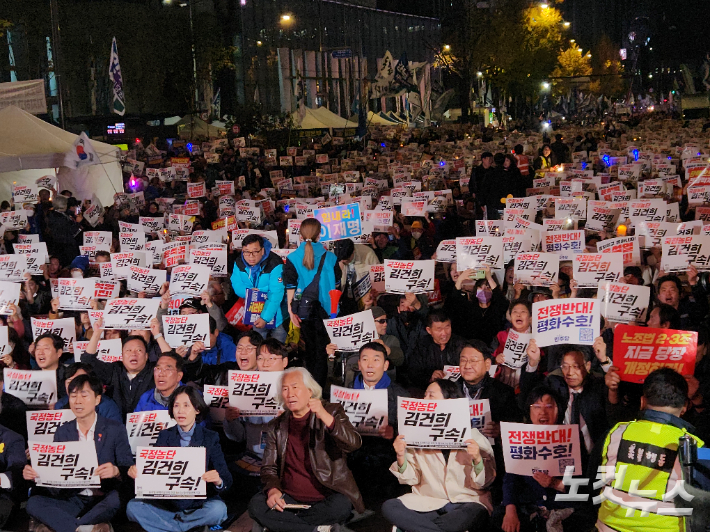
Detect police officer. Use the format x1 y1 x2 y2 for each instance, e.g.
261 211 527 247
597 368 704 532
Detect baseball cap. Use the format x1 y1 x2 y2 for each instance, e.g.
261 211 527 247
371 307 387 320
411 221 424 230
179 297 206 313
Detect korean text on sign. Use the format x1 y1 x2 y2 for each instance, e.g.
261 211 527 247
532 298 599 348
455 237 503 270
29 440 100 488
313 203 362 242
73 339 123 364
204 385 229 424
397 398 471 449
598 282 650 324
514 253 559 287
228 370 282 415
502 330 531 369
31 317 76 351
169 264 211 296
103 298 160 330
501 422 582 476
613 324 697 384
4 368 57 406
126 410 176 455
573 253 623 288
26 410 76 442
324 310 377 352
330 385 388 435
384 260 435 294
135 446 206 499
162 314 211 349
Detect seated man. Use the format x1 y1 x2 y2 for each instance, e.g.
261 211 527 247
184 330 262 386
23 374 134 532
346 342 409 495
249 367 364 532
53 363 122 422
0 423 27 528
157 289 228 334
134 353 184 412
192 316 237 365
408 310 467 390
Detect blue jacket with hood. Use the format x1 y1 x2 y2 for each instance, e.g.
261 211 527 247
230 239 286 327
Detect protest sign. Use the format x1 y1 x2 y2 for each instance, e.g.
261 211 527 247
162 314 211 349
613 324 697 384
204 385 229 424
0 211 27 230
542 231 584 260
0 254 27 282
661 235 710 272
235 203 262 225
135 446 206 499
31 317 76 351
597 236 641 266
502 330 532 369
514 253 559 287
243 289 275 328
397 398 471 448
126 411 177 455
79 245 109 264
127 266 166 295
139 217 164 234
636 221 680 249
227 370 281 415
384 260 435 293
313 203 363 242
99 262 115 279
455 237 504 270
532 298 599 347
573 253 623 288
13 241 48 263
501 422 582 476
598 282 650 324
330 385 388 434
189 247 227 277
73 339 122 364
169 264 211 296
162 242 188 268
58 278 96 310
434 240 457 263
103 298 160 330
12 183 39 204
29 441 100 488
469 399 492 433
27 410 76 442
476 220 505 237
4 369 57 406
187 182 206 199
84 231 112 247
120 231 146 251
111 252 147 279
324 310 377 352
369 264 385 293
0 281 20 315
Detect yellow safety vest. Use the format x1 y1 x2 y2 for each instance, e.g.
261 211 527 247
597 418 704 532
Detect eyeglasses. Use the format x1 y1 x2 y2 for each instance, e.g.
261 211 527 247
243 248 264 257
561 364 583 372
257 356 283 364
374 319 388 324
154 366 176 374
237 345 257 353
460 359 484 367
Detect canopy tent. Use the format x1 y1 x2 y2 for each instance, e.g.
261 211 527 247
378 111 401 124
348 111 398 126
386 111 408 124
291 107 331 129
0 105 123 205
175 115 226 139
292 107 359 130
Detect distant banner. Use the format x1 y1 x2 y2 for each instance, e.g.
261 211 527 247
613 324 697 384
501 422 582 476
0 79 47 114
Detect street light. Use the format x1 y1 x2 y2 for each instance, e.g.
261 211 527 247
477 71 483 77
281 13 292 23
563 21 570 28
443 44 451 51
542 81 550 90
540 3 549 8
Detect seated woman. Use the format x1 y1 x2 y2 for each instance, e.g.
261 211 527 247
382 378 495 532
493 384 595 532
126 386 232 532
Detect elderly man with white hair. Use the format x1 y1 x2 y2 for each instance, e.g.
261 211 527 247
249 367 364 532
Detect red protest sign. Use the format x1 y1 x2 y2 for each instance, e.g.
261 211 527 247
613 324 697 384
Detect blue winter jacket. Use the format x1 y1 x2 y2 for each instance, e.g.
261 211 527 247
200 332 237 365
230 239 286 327
283 241 341 315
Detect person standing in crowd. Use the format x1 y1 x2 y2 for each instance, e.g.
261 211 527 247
249 367 364 532
382 378 495 532
127 386 232 532
550 133 570 164
231 234 288 343
533 144 555 174
284 219 341 387
23 374 134 532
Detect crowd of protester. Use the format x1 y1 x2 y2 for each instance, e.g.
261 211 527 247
0 111 706 532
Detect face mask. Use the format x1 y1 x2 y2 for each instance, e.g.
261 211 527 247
476 289 492 304
647 256 657 267
412 231 422 240
71 271 83 279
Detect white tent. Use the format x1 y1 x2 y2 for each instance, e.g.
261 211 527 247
176 116 225 139
0 106 123 205
292 107 359 130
